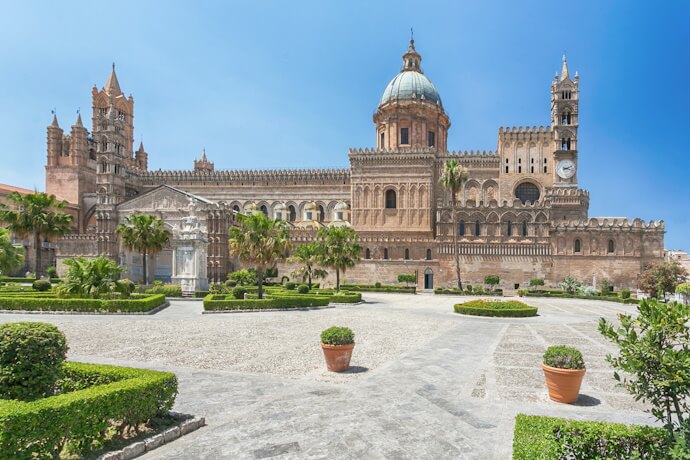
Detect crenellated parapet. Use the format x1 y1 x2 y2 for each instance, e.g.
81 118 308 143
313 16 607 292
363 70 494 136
138 168 351 186
553 217 665 231
498 125 553 140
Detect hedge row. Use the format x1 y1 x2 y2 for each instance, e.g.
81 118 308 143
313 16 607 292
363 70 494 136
521 291 639 304
0 362 177 459
513 414 669 459
203 294 330 311
144 284 183 297
0 294 166 313
340 284 416 293
454 300 538 317
434 288 503 296
0 277 61 284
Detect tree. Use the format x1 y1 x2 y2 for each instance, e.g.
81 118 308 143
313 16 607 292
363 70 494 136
599 299 690 437
289 242 327 289
560 276 580 294
439 159 469 290
639 261 688 299
57 256 125 299
0 228 24 276
0 192 72 276
484 274 500 292
116 214 171 285
398 273 416 287
228 269 256 286
316 226 361 291
228 212 291 299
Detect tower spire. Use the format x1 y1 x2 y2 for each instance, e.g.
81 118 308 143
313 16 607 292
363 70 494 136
49 111 59 128
560 53 569 81
104 62 122 95
402 32 422 73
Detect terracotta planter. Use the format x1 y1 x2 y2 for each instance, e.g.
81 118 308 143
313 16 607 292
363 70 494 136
321 342 355 372
542 363 586 403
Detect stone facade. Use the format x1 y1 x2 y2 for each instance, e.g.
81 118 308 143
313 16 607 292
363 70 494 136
47 40 664 291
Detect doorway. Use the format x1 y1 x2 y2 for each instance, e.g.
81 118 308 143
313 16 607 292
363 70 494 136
424 268 434 290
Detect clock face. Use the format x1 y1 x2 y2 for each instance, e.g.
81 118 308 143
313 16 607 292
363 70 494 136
557 160 576 179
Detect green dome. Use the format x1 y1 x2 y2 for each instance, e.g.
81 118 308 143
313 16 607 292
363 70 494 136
380 70 442 107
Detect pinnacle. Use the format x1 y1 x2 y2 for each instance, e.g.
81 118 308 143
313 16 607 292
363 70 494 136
104 63 122 95
74 112 83 127
50 113 59 128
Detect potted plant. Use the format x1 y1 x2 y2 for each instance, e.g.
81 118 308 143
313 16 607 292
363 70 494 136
542 345 586 403
320 326 355 372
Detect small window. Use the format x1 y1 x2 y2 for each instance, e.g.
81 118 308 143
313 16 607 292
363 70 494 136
383 248 389 260
232 205 240 213
404 248 410 260
365 248 371 259
260 205 268 216
336 212 343 220
531 166 534 173
426 249 432 260
506 166 509 173
561 138 571 150
318 205 324 222
459 220 465 236
385 189 397 209
574 239 581 253
475 221 481 237
427 131 435 147
400 127 409 145
518 166 522 173
306 211 312 220
608 239 615 254
522 221 528 237
507 220 512 236
288 205 296 222
380 132 384 148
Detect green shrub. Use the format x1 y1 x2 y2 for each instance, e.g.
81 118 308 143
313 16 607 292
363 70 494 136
231 286 248 299
297 284 309 294
676 283 690 295
465 284 473 293
513 414 669 460
0 362 177 459
194 290 210 298
117 278 135 296
285 282 296 290
484 274 500 288
543 345 584 370
0 322 68 401
0 294 165 313
31 279 52 292
620 288 631 299
340 284 416 294
227 269 255 286
320 326 354 345
45 267 58 279
453 300 537 317
397 273 416 286
144 283 182 297
329 292 362 303
529 278 545 287
203 294 330 311
374 281 382 288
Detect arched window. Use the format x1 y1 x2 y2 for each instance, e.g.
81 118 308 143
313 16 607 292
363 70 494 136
260 205 268 216
318 205 324 222
574 239 581 253
288 205 296 222
404 248 410 260
507 220 513 237
475 220 481 237
385 189 397 209
426 249 432 260
383 248 389 260
459 220 465 236
608 239 615 254
522 221 528 237
232 205 240 213
515 182 540 204
365 248 371 259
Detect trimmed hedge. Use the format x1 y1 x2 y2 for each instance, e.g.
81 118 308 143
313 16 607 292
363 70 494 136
203 294 330 311
521 290 640 304
340 284 416 294
0 294 165 313
435 288 503 296
144 284 182 297
513 414 669 459
0 362 177 459
454 300 538 317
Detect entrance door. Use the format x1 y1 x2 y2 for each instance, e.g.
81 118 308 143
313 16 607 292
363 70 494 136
424 269 434 289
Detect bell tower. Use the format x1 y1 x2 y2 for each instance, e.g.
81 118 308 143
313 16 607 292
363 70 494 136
551 55 579 187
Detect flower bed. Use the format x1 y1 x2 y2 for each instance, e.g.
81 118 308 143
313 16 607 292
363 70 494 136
513 414 668 459
454 299 538 317
0 362 177 458
203 294 331 311
0 293 166 313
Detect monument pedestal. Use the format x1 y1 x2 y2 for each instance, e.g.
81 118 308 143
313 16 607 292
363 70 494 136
171 216 208 295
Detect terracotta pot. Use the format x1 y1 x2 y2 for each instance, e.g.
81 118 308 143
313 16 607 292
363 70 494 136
321 342 355 372
542 363 586 403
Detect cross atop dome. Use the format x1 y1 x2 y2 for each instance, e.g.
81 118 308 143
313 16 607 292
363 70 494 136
402 33 422 73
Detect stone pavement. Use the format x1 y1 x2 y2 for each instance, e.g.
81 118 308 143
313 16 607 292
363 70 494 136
0 294 657 459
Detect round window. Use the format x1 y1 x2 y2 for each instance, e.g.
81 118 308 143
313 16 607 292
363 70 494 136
515 182 540 204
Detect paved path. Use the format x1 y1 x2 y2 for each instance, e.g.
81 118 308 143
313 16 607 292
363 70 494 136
0 294 656 459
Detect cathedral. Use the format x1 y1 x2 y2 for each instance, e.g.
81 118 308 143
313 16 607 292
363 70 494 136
46 39 664 292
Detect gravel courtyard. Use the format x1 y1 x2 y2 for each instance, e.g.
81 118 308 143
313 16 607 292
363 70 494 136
0 294 656 459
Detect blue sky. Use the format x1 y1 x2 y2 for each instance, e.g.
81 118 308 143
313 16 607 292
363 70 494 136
0 1 688 249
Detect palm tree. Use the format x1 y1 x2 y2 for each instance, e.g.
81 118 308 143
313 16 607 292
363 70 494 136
289 242 328 289
439 159 469 290
0 192 72 276
316 226 361 291
116 214 171 285
228 211 291 299
58 256 125 299
0 228 24 276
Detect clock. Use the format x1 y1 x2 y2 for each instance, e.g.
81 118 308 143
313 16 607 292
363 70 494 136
556 160 576 179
